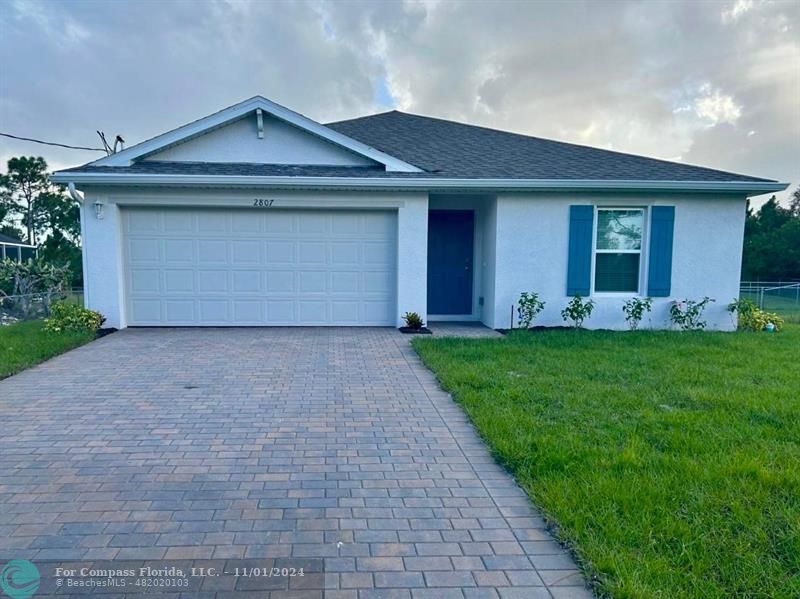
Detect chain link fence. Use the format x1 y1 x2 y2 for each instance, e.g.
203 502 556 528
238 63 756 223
0 288 83 326
739 281 800 322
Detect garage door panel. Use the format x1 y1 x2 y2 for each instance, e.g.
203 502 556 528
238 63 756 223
298 242 326 264
331 242 359 265
198 270 228 292
128 211 160 233
164 239 193 262
131 270 161 293
232 271 262 292
265 212 295 233
124 208 396 326
129 239 160 262
265 241 294 263
231 212 261 233
299 271 326 293
331 301 359 322
198 240 227 263
266 271 294 292
197 212 228 233
131 299 161 322
165 270 195 292
267 300 294 322
163 212 193 232
165 300 195 322
199 300 229 322
299 213 327 234
331 272 359 293
233 301 262 322
364 271 393 293
231 240 261 264
331 214 360 234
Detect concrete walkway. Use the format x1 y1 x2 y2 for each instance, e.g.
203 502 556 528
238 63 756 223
0 328 591 598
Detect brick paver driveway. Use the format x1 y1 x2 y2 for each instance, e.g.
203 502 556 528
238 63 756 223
0 328 591 598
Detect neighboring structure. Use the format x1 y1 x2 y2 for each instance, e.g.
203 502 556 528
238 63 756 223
52 96 787 330
0 233 36 262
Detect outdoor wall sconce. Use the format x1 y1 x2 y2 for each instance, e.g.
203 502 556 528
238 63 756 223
93 199 105 220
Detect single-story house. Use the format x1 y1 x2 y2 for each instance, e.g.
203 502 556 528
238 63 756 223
0 233 36 262
52 96 787 330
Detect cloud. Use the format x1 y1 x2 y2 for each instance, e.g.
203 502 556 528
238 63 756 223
0 0 797 206
694 85 742 126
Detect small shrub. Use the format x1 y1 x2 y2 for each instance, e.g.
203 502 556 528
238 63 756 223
622 297 653 331
561 295 595 329
44 301 105 333
669 297 714 331
727 298 784 332
402 311 425 330
517 292 546 329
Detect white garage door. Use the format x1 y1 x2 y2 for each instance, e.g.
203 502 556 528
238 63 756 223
123 207 397 326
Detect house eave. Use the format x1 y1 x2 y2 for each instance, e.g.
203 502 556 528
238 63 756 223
51 172 789 196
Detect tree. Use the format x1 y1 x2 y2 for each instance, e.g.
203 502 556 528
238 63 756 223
0 156 51 245
742 189 800 281
790 186 800 218
0 156 82 286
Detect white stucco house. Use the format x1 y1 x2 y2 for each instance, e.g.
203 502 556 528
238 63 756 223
52 96 787 331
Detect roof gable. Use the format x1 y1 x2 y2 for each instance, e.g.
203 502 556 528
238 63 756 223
90 97 422 173
145 113 376 166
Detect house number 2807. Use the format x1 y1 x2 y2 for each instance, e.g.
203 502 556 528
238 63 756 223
253 199 275 207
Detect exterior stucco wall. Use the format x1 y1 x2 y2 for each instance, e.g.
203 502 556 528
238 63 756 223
491 192 747 330
80 192 127 328
146 115 376 166
78 187 427 329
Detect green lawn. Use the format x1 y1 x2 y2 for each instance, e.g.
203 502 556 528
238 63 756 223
413 326 800 598
0 320 95 379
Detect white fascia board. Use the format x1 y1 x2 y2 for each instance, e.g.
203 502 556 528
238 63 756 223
87 96 421 173
0 241 36 248
50 172 789 195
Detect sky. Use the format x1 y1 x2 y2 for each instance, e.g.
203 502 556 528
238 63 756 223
0 0 798 206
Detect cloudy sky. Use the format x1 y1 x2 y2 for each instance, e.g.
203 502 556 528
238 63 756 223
1 0 798 205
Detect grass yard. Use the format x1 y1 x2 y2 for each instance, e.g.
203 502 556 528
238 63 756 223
413 326 800 598
0 320 95 379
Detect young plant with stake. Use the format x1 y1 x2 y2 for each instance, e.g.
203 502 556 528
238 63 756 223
517 292 546 329
669 297 714 331
622 297 653 330
561 295 595 329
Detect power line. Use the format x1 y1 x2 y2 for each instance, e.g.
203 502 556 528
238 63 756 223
0 132 106 152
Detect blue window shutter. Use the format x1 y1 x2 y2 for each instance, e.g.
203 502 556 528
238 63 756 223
566 205 594 296
647 206 675 297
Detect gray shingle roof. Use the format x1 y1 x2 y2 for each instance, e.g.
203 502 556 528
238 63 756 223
325 111 773 182
0 232 29 245
59 162 395 178
61 110 775 184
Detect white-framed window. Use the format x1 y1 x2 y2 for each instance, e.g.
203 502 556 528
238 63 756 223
594 208 645 293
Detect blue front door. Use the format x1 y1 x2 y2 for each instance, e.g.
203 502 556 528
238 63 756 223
427 210 474 315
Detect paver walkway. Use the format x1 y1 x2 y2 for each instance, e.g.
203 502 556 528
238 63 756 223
0 328 591 598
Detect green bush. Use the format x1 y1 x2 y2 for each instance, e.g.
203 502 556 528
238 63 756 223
402 311 425 330
727 298 785 332
44 301 105 333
